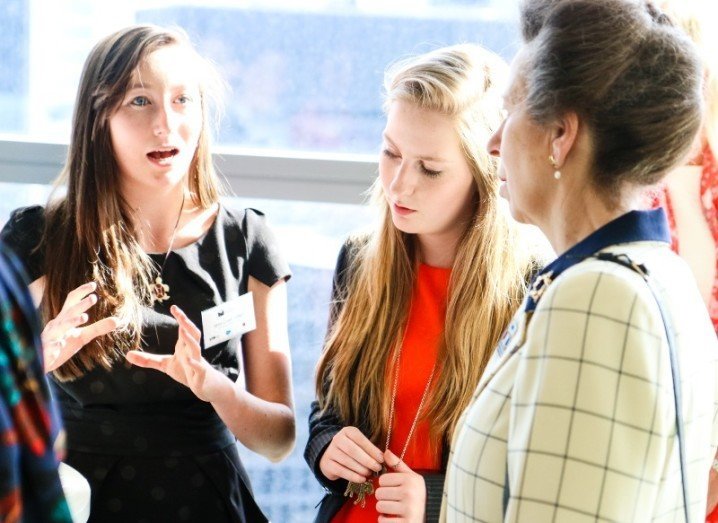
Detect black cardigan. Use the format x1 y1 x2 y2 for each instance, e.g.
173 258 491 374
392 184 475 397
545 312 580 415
303 238 447 523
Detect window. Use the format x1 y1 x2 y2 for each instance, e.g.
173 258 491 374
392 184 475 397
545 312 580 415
1 0 519 155
230 196 374 520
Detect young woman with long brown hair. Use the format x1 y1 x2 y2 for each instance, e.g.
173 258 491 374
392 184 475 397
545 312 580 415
0 25 294 522
304 44 537 523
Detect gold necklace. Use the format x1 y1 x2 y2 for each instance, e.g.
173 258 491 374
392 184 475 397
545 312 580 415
344 333 437 508
149 193 185 304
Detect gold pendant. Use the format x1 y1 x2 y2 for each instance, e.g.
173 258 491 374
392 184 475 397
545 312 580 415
150 276 170 303
343 465 385 508
344 480 375 508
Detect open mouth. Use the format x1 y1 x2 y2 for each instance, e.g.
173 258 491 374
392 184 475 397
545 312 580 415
393 203 415 215
147 148 179 161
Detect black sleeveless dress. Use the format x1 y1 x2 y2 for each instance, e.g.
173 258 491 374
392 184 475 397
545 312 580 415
0 204 291 523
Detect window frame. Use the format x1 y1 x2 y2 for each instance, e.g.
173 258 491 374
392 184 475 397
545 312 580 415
0 137 378 204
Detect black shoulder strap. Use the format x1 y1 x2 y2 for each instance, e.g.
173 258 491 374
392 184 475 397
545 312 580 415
503 252 689 522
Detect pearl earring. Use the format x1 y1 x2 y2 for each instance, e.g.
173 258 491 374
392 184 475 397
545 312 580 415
549 154 561 180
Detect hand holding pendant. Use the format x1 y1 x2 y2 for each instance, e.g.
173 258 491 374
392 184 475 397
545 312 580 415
319 426 384 484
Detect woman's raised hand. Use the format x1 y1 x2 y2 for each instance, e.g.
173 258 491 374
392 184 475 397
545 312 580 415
125 305 230 403
42 282 120 373
319 426 385 484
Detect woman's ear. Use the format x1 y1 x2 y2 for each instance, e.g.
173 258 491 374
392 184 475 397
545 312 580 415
549 111 580 167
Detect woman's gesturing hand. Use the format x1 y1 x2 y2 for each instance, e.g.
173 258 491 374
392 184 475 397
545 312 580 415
319 426 385 484
125 305 230 403
42 282 120 373
376 449 426 523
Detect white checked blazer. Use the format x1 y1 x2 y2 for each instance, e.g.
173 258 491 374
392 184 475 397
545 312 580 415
441 241 718 522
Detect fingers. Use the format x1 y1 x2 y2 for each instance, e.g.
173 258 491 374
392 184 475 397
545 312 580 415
375 500 404 517
177 326 202 360
171 305 201 340
171 306 202 360
319 427 383 482
345 427 384 466
320 456 369 484
43 317 120 374
62 293 98 322
378 472 405 488
172 331 207 392
384 449 411 473
42 283 112 370
62 282 97 311
43 315 87 348
375 460 425 521
125 350 170 372
43 311 90 341
375 482 420 519
76 317 121 347
378 516 410 523
334 431 383 475
377 470 418 494
42 317 78 347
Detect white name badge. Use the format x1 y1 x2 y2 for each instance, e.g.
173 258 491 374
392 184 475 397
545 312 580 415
201 292 256 349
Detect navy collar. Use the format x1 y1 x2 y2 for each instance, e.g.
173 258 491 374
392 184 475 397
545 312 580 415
525 209 671 312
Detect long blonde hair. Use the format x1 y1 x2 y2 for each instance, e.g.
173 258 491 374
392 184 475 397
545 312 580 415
316 44 534 445
45 25 223 380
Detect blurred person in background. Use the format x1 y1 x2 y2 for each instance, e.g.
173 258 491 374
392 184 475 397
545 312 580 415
0 244 72 522
651 0 718 334
656 2 718 520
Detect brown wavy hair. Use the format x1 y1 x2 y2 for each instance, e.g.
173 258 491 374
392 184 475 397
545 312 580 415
315 44 535 445
44 25 223 380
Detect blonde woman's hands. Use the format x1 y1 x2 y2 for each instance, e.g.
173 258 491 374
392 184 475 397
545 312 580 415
319 426 385 484
42 282 120 373
125 305 229 403
376 449 426 523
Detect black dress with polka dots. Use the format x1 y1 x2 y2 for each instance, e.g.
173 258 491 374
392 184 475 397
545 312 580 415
0 204 291 523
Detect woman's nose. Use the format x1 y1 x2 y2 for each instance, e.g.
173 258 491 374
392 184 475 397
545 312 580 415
486 123 502 158
152 102 176 137
389 162 416 197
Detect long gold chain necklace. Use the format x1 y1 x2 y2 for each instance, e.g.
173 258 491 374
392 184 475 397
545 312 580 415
344 335 437 508
149 192 185 304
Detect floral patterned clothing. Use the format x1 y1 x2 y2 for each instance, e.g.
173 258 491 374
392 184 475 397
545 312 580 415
652 144 718 333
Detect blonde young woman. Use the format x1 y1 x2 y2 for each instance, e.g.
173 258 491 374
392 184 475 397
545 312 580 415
0 25 294 522
304 44 536 523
